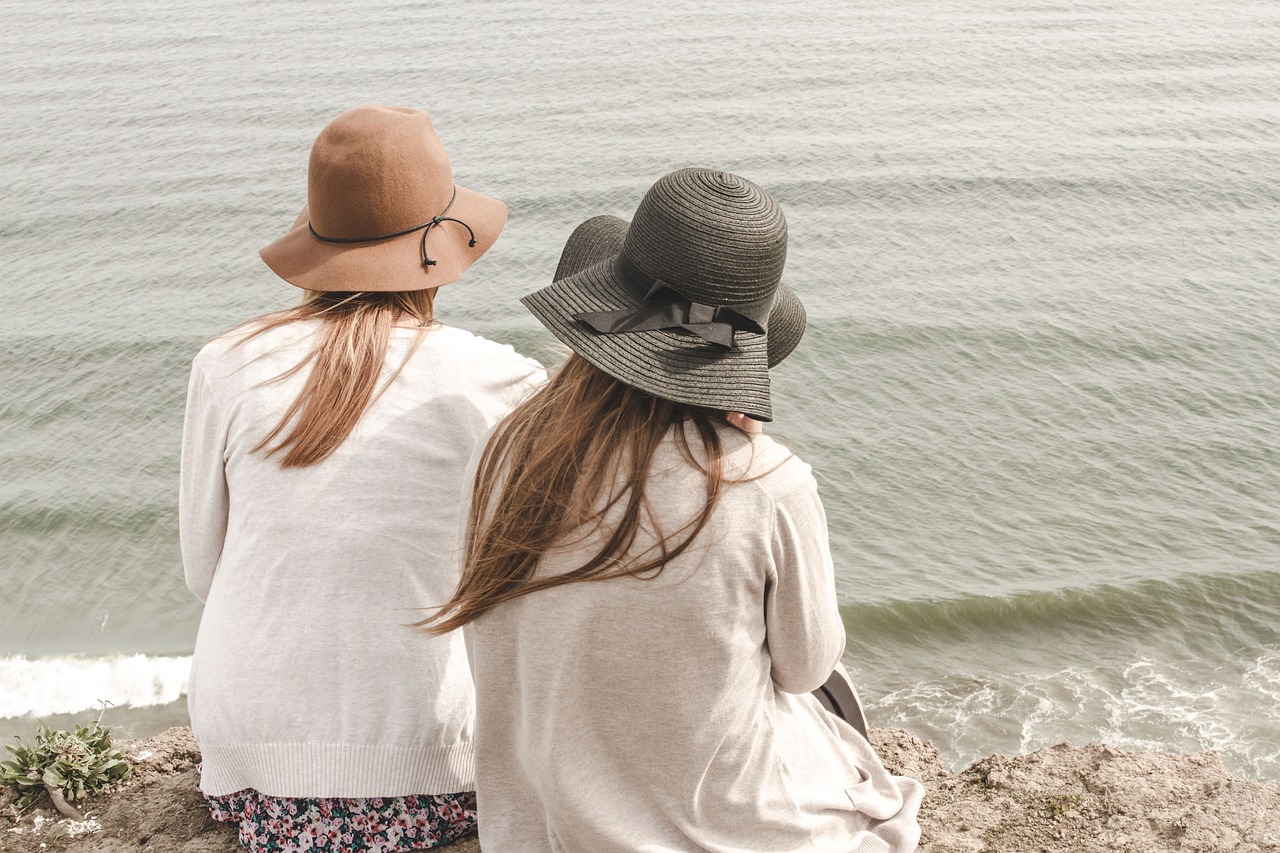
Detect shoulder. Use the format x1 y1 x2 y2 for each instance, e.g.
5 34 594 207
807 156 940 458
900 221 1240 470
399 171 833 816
432 326 547 385
435 326 543 368
191 319 317 379
723 431 818 505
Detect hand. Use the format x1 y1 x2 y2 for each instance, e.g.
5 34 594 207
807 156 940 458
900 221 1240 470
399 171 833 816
725 411 764 434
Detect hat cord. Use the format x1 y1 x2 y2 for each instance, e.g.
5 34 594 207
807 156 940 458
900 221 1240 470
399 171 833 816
307 186 478 271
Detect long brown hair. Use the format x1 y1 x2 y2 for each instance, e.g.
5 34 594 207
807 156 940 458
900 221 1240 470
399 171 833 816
234 288 436 468
425 354 728 634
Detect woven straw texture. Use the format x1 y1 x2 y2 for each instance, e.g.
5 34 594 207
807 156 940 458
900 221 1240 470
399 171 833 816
523 265 773 420
765 284 806 368
553 215 630 283
620 169 786 306
548 198 806 371
524 168 789 421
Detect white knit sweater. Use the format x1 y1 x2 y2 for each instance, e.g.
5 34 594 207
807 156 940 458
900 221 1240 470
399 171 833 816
180 320 545 798
465 426 925 853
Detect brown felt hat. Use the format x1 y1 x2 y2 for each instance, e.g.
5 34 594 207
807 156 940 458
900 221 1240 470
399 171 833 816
553 214 807 369
259 105 507 292
524 168 788 422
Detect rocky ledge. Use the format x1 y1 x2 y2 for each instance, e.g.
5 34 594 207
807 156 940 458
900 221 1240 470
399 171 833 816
3 727 1278 852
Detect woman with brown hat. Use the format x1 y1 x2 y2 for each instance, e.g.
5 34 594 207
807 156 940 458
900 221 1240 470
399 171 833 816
427 168 923 852
179 105 544 851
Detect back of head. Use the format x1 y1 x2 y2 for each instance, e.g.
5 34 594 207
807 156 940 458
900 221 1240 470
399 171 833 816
553 212 807 369
243 104 506 469
621 168 787 310
260 104 508 293
523 168 788 422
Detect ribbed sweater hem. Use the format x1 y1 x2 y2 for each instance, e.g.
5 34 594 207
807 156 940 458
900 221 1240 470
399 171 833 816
197 741 475 798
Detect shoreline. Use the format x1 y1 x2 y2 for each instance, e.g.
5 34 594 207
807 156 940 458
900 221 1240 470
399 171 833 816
3 727 1278 852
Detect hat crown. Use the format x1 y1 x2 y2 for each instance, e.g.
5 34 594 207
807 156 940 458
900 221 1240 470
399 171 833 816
306 105 453 239
622 168 787 307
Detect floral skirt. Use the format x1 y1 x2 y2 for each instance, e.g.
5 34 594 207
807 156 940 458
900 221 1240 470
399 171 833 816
204 787 478 853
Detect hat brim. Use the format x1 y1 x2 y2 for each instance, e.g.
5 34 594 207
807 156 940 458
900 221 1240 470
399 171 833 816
258 184 507 292
522 259 774 422
554 215 631 283
767 282 806 368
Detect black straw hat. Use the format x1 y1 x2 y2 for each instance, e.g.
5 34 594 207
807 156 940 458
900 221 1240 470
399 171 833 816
552 214 807 370
524 169 789 421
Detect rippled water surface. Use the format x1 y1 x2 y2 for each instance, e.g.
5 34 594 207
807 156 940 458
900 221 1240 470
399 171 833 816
2 0 1278 779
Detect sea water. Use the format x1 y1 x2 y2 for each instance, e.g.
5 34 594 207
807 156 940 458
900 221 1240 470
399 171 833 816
1 0 1278 779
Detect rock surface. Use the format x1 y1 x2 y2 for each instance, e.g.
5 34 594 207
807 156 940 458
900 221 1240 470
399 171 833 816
3 726 1278 852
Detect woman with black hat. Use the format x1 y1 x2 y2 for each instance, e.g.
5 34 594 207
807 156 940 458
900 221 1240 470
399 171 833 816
428 168 923 852
179 105 544 851
548 212 870 736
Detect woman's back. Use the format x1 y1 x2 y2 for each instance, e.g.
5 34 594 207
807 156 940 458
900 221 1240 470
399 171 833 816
183 319 544 797
466 426 921 852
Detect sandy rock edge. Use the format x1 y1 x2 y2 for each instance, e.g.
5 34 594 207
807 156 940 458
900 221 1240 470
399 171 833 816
4 726 1279 852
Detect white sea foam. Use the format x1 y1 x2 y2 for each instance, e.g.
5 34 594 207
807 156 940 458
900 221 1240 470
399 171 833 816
865 644 1280 782
0 654 191 719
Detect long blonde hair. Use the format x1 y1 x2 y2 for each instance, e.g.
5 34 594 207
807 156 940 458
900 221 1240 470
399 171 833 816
235 288 437 468
424 354 728 634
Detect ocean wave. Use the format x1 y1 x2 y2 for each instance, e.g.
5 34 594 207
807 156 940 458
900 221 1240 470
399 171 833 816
0 654 191 720
865 645 1280 782
840 570 1280 649
767 173 1280 211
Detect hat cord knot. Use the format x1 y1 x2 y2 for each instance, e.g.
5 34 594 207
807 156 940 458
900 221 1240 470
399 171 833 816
306 185 477 272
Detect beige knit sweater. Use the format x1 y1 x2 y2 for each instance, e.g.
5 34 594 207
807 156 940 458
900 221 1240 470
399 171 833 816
465 426 924 852
180 320 545 798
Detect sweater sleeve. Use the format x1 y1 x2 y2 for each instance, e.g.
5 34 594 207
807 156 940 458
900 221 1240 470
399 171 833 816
179 359 229 603
764 469 846 694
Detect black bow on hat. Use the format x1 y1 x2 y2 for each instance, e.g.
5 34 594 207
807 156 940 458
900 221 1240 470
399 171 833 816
574 257 774 349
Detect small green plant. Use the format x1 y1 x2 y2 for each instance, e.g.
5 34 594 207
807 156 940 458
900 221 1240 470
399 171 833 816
1 717 131 816
1048 792 1083 819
